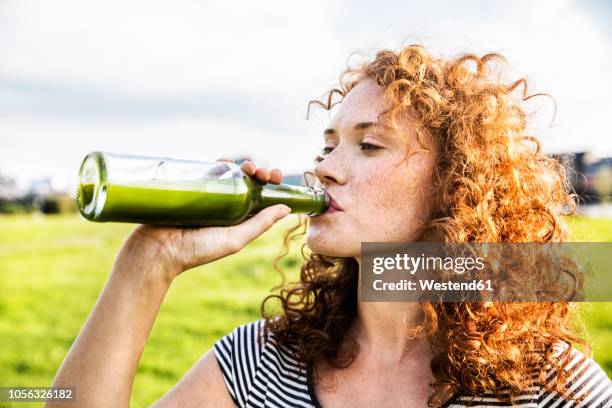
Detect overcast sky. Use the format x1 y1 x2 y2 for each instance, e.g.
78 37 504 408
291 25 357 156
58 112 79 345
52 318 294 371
1 0 611 191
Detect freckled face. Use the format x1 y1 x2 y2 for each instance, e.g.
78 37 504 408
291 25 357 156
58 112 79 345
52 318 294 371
306 78 438 258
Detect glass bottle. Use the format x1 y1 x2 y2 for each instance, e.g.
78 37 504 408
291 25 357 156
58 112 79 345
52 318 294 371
76 151 328 226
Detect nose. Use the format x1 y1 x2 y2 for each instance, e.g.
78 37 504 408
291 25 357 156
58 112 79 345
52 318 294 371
313 152 346 187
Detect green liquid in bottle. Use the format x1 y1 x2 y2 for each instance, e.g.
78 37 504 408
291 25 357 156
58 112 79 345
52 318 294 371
76 151 327 227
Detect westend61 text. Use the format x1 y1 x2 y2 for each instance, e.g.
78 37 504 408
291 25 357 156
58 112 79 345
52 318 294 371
373 279 493 291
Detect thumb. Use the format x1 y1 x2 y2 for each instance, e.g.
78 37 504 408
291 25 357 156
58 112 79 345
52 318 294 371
226 204 291 251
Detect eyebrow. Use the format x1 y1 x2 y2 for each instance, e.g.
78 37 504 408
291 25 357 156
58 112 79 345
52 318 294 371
323 121 383 135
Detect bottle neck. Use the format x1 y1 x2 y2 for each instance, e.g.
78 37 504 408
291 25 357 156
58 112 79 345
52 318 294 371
250 180 328 215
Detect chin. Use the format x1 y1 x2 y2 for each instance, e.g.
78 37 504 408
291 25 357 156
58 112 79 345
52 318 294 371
305 227 359 258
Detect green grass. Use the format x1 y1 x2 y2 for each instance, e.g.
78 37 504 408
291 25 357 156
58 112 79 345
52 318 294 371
0 214 610 407
564 216 612 375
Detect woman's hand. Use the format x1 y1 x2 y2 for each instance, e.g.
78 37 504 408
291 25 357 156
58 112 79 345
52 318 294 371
117 160 288 284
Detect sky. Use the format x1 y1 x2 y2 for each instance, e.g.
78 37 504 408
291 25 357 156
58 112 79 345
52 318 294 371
1 0 611 192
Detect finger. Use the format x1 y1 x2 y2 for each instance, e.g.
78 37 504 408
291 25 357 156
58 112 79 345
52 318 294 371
269 168 282 184
216 157 235 163
240 160 256 176
254 167 270 182
226 205 291 251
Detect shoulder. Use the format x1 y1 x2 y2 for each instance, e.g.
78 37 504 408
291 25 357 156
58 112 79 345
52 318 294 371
213 318 304 374
212 320 266 407
536 342 612 407
213 319 311 407
213 319 267 362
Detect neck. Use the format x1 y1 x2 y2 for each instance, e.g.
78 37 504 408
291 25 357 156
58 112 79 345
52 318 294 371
351 256 427 364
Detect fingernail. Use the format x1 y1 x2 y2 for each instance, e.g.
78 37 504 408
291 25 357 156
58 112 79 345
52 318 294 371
278 205 291 216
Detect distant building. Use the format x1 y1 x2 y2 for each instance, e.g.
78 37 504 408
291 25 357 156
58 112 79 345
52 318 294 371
0 174 21 200
551 152 612 204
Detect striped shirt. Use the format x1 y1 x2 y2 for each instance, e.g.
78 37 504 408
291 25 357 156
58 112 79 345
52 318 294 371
213 319 612 407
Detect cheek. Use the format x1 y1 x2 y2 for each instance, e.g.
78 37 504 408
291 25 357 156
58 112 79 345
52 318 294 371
352 163 432 240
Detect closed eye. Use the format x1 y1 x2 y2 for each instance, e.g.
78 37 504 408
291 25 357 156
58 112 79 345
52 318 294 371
314 143 382 163
361 143 382 151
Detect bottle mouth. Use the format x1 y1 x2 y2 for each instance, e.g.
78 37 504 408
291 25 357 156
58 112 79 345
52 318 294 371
306 186 329 214
322 189 331 209
76 152 107 220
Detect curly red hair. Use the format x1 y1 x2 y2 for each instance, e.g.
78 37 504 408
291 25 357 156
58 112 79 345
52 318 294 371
260 44 590 406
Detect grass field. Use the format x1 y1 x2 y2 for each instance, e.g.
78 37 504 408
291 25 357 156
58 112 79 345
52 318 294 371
0 214 610 407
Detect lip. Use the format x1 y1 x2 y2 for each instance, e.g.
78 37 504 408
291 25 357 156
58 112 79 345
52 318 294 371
324 192 344 214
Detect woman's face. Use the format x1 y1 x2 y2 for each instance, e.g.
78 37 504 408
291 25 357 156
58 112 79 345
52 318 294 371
306 78 438 258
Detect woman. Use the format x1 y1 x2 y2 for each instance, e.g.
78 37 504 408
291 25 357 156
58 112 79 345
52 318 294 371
49 44 612 407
